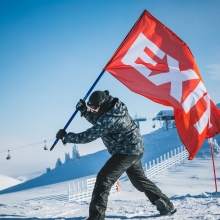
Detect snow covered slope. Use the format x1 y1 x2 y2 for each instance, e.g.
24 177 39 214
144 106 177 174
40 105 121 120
0 126 219 195
0 127 183 194
0 149 110 194
0 174 22 191
142 127 184 162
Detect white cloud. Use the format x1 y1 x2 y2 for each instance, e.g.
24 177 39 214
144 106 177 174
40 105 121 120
206 64 220 80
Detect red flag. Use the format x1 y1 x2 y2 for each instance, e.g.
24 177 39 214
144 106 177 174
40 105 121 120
104 10 220 160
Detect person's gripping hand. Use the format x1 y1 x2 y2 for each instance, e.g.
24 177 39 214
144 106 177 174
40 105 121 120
56 129 67 145
76 99 87 113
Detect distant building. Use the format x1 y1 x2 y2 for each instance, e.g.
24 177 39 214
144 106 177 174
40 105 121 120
152 110 174 121
152 110 175 130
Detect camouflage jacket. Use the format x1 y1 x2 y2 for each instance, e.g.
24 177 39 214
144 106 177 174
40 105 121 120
64 98 144 155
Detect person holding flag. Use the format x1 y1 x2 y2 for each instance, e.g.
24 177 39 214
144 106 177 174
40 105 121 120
53 9 220 220
56 90 177 219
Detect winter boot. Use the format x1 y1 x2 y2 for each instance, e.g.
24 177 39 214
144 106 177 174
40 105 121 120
155 198 177 215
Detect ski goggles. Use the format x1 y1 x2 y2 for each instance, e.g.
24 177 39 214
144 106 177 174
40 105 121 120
87 103 99 111
87 98 107 110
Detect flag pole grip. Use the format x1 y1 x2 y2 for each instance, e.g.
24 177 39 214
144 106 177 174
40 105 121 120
50 70 106 151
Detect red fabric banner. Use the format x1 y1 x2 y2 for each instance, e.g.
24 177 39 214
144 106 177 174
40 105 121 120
104 10 220 159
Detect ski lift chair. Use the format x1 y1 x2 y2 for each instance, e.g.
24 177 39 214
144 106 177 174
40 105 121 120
44 140 48 150
6 150 11 160
152 122 156 128
152 118 156 128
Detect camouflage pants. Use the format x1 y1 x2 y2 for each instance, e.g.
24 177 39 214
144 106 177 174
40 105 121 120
89 153 172 220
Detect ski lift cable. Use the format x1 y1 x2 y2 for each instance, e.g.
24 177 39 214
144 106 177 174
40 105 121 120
0 117 167 154
0 139 54 153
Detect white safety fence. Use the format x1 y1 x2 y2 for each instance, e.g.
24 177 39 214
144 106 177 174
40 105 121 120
68 177 119 202
145 146 188 178
68 147 188 202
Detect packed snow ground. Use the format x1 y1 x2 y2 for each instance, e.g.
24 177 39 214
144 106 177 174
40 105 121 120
0 157 220 219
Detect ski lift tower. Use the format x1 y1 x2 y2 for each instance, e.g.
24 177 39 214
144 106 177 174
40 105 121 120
133 113 147 131
152 110 175 130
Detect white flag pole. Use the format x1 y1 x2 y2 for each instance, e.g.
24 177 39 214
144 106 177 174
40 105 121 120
208 138 218 192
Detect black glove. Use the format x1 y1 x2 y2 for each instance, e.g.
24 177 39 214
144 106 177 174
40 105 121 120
76 99 87 113
56 129 67 145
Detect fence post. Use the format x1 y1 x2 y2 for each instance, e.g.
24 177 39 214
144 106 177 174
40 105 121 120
68 183 70 202
81 181 84 200
78 181 80 201
156 158 159 172
143 146 189 181
147 161 151 177
180 146 182 152
174 148 177 165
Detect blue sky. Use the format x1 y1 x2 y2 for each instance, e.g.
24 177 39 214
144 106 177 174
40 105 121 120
0 0 220 177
